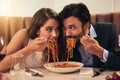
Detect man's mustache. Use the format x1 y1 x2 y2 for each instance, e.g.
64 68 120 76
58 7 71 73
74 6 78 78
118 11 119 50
64 30 85 39
65 34 84 39
65 36 78 38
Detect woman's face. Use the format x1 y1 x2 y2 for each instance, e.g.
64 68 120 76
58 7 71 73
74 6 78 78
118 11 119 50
37 18 59 41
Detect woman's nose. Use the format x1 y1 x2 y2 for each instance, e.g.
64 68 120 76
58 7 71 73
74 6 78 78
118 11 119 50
52 31 57 37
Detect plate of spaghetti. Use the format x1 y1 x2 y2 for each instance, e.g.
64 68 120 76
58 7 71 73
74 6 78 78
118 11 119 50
43 61 84 73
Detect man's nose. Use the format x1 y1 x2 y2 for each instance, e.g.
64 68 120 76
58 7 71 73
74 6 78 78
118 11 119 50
65 29 72 36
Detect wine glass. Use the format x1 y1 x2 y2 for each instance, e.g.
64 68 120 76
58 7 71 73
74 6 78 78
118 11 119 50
0 36 6 60
0 36 4 51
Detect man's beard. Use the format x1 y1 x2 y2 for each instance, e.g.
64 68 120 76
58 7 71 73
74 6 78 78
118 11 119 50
65 31 84 46
65 33 83 40
65 35 82 47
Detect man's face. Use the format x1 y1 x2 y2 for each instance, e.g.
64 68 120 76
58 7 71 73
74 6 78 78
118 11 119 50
63 16 89 39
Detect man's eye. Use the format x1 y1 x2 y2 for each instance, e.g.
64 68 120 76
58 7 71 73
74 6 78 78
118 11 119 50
70 26 75 30
46 28 52 32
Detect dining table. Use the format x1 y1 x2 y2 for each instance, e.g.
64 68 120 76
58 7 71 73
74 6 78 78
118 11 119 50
3 67 117 80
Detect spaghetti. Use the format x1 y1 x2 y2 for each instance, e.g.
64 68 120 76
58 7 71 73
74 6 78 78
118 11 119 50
66 38 77 62
47 39 59 63
52 62 79 68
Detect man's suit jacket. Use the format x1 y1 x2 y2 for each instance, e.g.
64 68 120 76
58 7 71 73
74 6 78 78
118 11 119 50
60 22 120 70
92 22 120 70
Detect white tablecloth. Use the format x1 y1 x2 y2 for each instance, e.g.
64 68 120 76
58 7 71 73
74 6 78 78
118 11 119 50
4 67 115 80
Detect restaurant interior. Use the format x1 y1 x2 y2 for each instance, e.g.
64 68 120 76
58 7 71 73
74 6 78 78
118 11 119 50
0 0 120 80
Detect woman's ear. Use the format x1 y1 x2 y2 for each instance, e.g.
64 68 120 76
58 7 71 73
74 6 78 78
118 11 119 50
83 22 90 36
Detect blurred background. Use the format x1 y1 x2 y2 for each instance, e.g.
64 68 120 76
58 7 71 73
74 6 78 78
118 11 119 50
0 0 120 17
0 0 120 45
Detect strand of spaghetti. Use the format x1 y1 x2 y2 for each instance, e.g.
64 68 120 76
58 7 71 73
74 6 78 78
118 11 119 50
52 39 57 62
67 51 69 64
47 42 50 63
54 41 59 62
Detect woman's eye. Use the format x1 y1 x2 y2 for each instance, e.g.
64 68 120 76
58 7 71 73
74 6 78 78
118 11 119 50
46 28 52 32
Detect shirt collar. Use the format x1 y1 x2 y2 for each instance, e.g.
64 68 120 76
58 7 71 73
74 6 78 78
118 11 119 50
89 24 97 38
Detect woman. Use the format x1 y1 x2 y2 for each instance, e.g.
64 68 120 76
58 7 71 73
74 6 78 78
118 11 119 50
0 8 63 72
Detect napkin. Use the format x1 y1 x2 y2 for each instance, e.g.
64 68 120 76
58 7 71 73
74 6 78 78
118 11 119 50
79 67 94 77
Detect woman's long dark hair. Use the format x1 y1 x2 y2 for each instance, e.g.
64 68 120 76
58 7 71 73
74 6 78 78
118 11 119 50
27 8 59 39
27 8 64 62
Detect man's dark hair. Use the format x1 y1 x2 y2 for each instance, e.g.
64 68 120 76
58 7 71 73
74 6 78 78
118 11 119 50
59 3 91 25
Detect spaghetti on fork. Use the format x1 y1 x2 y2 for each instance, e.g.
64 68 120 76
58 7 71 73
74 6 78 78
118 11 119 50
47 39 59 63
66 37 77 62
47 38 78 68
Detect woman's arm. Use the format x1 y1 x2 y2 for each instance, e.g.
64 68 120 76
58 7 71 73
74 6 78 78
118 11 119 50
0 29 32 72
0 29 48 72
6 29 29 55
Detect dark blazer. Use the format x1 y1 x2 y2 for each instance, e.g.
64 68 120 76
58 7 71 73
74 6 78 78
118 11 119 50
92 22 120 70
60 22 120 70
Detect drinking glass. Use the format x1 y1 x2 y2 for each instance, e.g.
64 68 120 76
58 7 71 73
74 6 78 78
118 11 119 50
0 36 5 51
10 55 26 80
0 36 6 60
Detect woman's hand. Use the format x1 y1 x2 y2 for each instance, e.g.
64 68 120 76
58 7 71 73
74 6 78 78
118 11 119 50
27 37 48 52
80 35 104 59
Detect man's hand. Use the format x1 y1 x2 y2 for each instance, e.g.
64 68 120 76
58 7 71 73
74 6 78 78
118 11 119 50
80 35 104 59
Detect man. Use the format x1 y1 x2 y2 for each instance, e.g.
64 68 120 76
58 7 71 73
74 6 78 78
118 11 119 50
59 3 120 70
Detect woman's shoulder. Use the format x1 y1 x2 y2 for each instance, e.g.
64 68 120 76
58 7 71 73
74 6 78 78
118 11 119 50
14 29 28 38
16 29 28 34
11 29 29 44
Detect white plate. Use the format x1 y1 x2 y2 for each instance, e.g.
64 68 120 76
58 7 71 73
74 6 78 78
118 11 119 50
43 61 84 73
